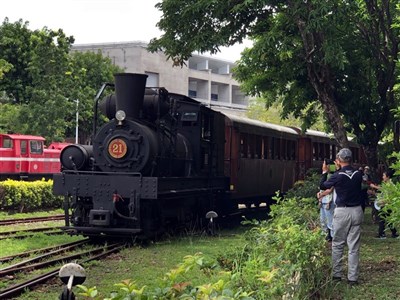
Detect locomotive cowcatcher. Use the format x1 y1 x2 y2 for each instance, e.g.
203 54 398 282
53 73 230 238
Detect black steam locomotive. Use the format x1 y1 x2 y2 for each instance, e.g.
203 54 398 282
53 73 230 238
53 73 368 239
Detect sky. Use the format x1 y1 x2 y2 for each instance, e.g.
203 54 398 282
1 0 251 61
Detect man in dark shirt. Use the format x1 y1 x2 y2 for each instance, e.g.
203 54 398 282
320 148 363 286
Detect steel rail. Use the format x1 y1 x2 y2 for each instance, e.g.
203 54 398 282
0 215 64 226
0 243 126 299
0 239 90 273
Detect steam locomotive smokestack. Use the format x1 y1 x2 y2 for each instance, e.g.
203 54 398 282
114 73 148 120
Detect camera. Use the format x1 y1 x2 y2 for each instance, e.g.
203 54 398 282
324 159 336 172
324 159 335 165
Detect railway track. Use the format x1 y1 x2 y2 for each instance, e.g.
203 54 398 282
0 214 64 226
0 241 126 299
0 239 90 263
0 226 66 240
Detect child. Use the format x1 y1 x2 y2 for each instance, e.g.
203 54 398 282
317 187 335 241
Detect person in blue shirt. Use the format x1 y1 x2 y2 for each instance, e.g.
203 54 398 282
320 148 363 286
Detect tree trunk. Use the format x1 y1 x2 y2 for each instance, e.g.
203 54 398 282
294 15 349 148
362 143 380 182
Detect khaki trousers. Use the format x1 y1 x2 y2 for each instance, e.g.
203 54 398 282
332 206 364 281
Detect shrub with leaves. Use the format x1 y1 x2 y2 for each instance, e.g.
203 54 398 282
78 252 255 300
379 152 400 228
284 172 321 200
0 179 63 212
235 195 330 299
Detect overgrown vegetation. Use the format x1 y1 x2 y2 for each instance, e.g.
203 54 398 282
376 152 400 229
73 185 330 299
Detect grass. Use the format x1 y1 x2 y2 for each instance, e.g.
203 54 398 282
1 207 399 299
0 209 64 220
0 232 83 259
15 229 246 300
330 206 400 300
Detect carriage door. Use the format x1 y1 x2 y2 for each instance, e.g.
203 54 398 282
19 140 29 174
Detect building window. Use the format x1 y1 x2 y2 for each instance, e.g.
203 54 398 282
188 90 197 97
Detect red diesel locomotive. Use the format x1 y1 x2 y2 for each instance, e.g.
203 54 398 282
0 133 69 180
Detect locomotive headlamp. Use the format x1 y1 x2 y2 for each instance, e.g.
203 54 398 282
115 110 126 124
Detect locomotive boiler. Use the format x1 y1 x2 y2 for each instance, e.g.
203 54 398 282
53 73 229 238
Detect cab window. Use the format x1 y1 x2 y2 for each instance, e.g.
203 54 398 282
30 140 43 154
2 138 13 148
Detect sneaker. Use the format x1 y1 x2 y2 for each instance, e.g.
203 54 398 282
376 234 386 239
392 233 399 238
348 280 358 287
332 276 342 282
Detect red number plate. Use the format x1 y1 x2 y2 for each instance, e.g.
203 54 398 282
108 139 127 159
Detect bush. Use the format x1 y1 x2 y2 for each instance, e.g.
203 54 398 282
0 179 63 212
379 152 400 228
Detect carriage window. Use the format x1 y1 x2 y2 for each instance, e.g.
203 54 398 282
287 140 296 160
270 137 275 159
282 139 287 160
329 144 336 160
21 141 27 155
2 138 13 148
262 136 269 159
312 143 317 160
318 143 324 160
248 134 255 158
274 138 281 159
30 140 43 154
240 133 247 158
324 144 330 160
255 136 262 159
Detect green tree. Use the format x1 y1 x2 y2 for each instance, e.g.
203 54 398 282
64 51 122 143
0 18 122 142
148 0 400 169
0 18 33 103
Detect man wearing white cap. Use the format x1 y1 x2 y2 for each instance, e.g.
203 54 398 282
320 148 363 286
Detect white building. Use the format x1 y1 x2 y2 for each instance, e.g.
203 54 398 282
72 41 249 111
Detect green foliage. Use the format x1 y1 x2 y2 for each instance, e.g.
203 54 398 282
149 0 400 168
0 58 12 80
0 18 122 142
246 98 326 132
379 152 400 228
235 195 329 299
0 179 63 212
78 252 255 299
285 172 321 200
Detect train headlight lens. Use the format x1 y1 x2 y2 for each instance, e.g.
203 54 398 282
115 110 126 121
